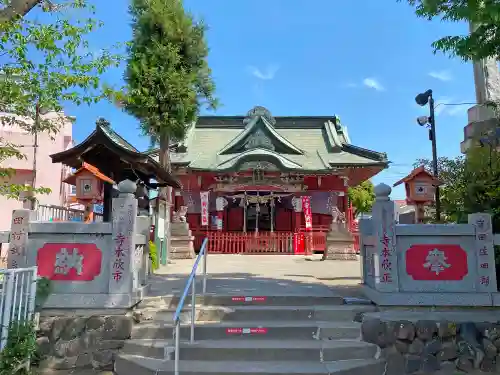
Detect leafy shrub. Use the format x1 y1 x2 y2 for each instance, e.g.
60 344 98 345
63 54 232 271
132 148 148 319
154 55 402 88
149 241 159 270
35 277 51 312
0 320 37 375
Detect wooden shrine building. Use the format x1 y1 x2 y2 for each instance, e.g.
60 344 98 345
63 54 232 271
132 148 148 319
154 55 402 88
148 106 389 255
50 118 180 221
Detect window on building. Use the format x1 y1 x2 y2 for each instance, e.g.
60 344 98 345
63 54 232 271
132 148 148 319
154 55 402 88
70 185 76 195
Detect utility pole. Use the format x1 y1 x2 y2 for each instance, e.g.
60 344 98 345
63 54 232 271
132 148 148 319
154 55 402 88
415 89 441 222
428 95 441 222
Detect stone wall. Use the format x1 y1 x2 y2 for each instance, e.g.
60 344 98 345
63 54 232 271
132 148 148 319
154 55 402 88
362 318 500 374
36 314 134 371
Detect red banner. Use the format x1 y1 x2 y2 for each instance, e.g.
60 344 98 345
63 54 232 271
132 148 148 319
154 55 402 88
200 191 210 226
302 196 312 231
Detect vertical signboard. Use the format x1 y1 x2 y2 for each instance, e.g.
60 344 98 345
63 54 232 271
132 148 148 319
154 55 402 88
301 196 312 231
200 191 210 226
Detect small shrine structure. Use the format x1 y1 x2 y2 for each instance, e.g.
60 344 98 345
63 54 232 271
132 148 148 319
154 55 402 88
50 118 180 222
393 166 441 223
148 106 390 257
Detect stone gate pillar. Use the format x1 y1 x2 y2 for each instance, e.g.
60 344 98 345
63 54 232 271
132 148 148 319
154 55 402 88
468 213 497 293
8 209 36 269
371 183 399 291
109 179 138 296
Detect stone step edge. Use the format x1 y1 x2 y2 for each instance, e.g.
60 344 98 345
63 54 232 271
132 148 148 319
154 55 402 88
135 304 377 313
116 354 385 374
124 338 373 349
141 294 348 302
132 320 362 328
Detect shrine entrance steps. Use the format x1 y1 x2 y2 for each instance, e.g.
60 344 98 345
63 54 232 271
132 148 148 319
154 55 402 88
114 293 384 375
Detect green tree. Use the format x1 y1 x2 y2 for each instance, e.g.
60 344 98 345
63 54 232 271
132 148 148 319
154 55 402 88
401 0 500 61
123 0 218 169
118 0 218 240
0 1 100 27
415 148 500 227
348 180 375 217
0 0 121 202
0 0 47 23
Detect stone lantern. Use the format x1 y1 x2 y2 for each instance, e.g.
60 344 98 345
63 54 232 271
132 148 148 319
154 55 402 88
393 166 441 223
63 163 115 222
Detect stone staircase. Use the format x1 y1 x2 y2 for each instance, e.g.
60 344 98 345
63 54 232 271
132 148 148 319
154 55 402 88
114 294 385 375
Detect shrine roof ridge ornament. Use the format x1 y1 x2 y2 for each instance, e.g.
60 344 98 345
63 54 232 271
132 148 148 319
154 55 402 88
244 106 276 126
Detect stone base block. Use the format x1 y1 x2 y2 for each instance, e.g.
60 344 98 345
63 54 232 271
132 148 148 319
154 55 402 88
37 314 133 371
362 285 500 306
169 236 195 259
362 313 500 374
171 222 191 237
44 285 148 309
323 237 357 260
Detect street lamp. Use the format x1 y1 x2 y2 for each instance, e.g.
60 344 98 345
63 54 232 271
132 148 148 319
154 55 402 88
415 89 441 222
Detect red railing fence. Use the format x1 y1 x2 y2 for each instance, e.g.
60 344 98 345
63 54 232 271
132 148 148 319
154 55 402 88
193 231 327 255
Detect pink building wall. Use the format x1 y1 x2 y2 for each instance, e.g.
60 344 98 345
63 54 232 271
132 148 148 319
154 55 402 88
0 111 74 230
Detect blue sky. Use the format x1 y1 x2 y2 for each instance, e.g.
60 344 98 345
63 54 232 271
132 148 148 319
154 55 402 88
63 0 474 199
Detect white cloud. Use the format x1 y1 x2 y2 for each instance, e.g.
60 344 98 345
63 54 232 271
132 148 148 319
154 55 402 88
247 64 279 80
363 78 385 91
428 70 453 82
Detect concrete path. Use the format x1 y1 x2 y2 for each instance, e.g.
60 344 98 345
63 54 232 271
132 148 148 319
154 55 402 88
148 254 363 298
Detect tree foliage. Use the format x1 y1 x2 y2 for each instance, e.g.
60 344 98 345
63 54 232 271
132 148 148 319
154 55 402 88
348 180 375 217
0 0 43 23
122 0 218 171
401 0 500 61
0 0 121 200
415 147 500 230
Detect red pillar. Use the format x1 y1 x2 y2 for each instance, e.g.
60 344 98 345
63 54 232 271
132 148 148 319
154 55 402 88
292 196 304 254
174 190 182 212
294 211 302 232
343 193 350 230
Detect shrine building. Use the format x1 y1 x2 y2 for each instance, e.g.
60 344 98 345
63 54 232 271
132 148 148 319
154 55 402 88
50 118 180 222
148 106 389 255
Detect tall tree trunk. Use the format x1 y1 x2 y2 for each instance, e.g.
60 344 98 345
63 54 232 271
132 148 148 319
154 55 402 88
0 0 42 23
159 133 171 189
158 133 171 263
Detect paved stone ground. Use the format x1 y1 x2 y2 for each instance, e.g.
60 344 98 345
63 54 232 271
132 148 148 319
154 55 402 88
36 370 114 375
148 254 364 298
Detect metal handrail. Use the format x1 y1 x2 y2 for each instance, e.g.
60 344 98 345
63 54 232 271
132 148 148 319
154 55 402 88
172 237 208 375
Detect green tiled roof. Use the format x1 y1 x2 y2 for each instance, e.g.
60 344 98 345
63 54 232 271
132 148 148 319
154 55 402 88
97 118 139 152
150 107 389 172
